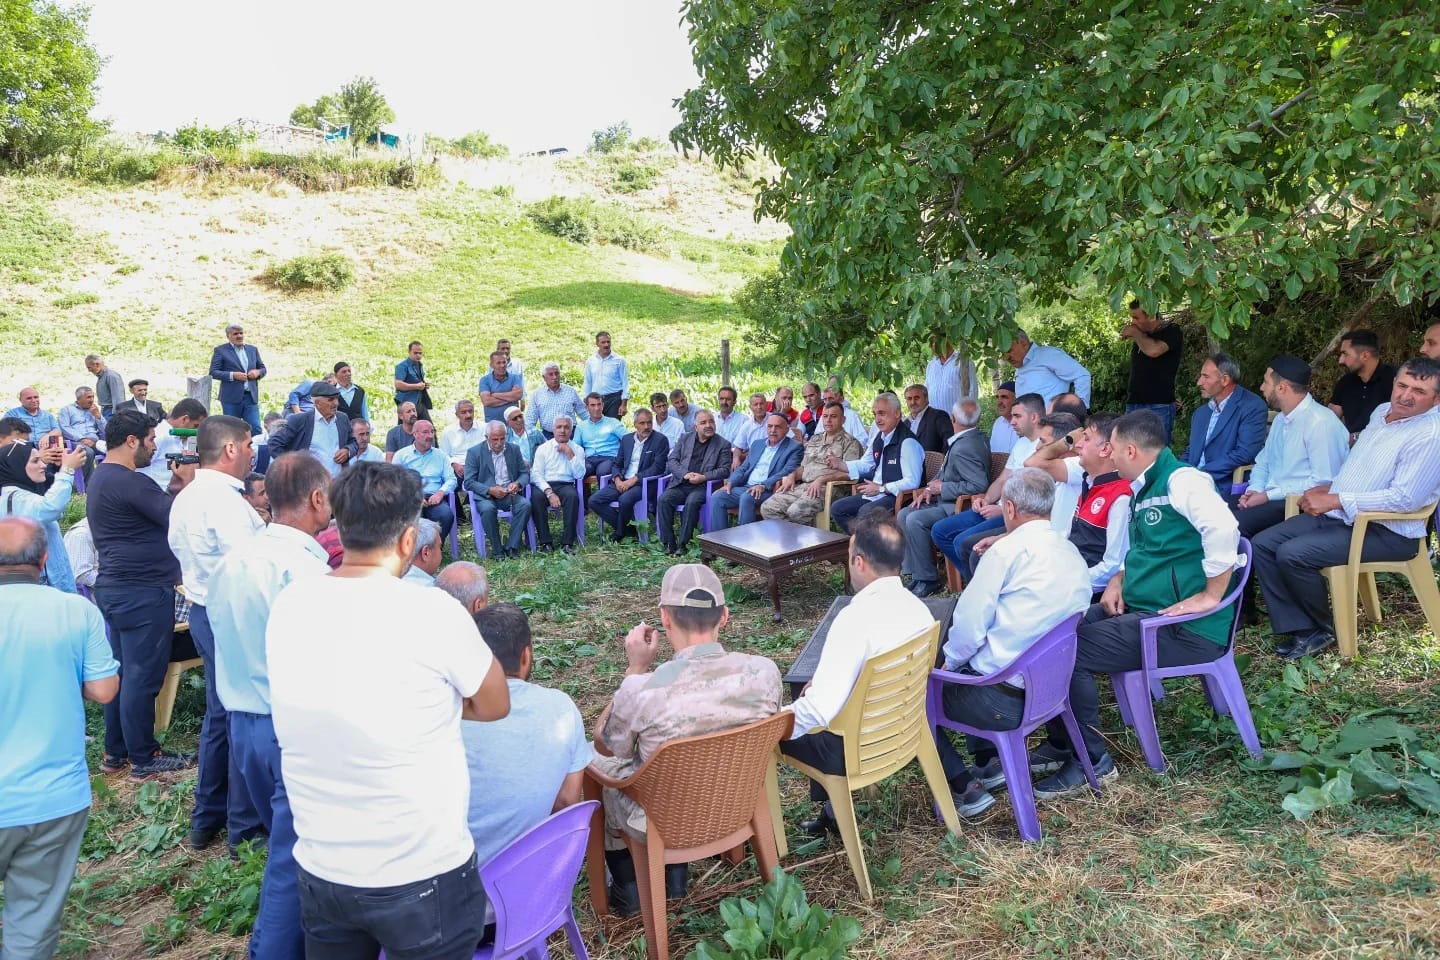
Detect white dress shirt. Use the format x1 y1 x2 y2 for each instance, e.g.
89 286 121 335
530 438 587 492
624 435 649 480
440 423 487 467
311 411 341 477
943 520 1092 684
1326 403 1440 538
841 406 868 446
1050 458 1082 535
167 468 265 606
715 409 749 445
845 430 925 501
925 351 978 417
1129 463 1240 578
733 416 767 452
788 576 934 737
1003 435 1037 472
653 414 684 445
1248 394 1349 500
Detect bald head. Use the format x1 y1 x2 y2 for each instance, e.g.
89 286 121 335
0 517 46 572
435 561 490 615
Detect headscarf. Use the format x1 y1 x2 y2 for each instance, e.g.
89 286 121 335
0 442 46 495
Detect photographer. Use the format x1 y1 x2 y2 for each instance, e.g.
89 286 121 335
139 399 207 493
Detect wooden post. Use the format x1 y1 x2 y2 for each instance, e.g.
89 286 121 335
721 339 731 388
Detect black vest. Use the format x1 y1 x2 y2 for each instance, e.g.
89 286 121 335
337 384 366 421
870 421 915 485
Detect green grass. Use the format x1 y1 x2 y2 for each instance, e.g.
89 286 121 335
0 181 81 285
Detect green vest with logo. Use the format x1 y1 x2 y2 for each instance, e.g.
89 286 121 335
1123 448 1235 646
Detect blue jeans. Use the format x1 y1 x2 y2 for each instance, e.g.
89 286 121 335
297 854 486 960
96 584 174 761
188 604 263 845
222 397 263 435
231 712 304 960
931 509 992 569
708 487 770 530
1125 402 1176 444
956 517 1007 581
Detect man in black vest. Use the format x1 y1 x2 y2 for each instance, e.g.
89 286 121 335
333 362 367 421
826 392 925 533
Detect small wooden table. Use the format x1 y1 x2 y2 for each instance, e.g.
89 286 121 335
699 519 851 622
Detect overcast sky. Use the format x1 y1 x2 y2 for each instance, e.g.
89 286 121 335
86 0 702 152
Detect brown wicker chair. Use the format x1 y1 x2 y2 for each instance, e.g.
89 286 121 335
945 451 1010 591
893 450 947 515
584 711 795 960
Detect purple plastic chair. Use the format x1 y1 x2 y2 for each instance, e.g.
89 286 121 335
380 800 598 960
927 612 1097 843
1110 538 1261 772
655 476 718 535
467 488 535 558
446 491 461 559
529 480 586 546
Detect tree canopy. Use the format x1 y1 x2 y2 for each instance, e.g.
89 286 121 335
289 76 394 149
673 0 1440 380
0 0 104 166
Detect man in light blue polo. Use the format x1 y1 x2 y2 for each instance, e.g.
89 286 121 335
206 453 333 960
583 331 630 420
394 419 458 541
576 392 626 479
1003 330 1092 408
0 517 119 958
708 414 803 530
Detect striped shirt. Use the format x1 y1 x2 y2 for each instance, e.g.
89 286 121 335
524 385 585 433
1327 403 1440 539
925 352 977 419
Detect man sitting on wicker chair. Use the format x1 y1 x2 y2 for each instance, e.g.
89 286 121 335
591 564 782 916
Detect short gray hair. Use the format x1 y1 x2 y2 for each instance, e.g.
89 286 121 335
1001 468 1056 519
415 518 441 552
454 399 474 413
0 517 47 567
874 391 902 413
542 361 560 374
225 323 243 335
84 354 102 364
553 414 573 428
1209 352 1242 384
486 420 507 437
75 386 94 400
435 561 489 609
951 397 980 428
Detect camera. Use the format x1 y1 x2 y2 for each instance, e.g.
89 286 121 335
166 451 201 466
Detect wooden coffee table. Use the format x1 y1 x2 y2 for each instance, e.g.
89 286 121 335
699 519 851 622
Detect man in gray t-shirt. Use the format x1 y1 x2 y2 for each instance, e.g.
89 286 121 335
462 603 592 868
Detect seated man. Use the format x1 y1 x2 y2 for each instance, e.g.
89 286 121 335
1033 411 1240 796
139 399 208 492
463 421 533 558
761 402 862 525
58 386 104 479
930 392 1044 573
649 392 685 446
440 399 487 481
655 410 732 555
592 563 782 913
827 392 924 532
384 401 418 462
6 387 59 439
575 392 626 479
669 389 697 431
589 407 669 542
707 414 803 531
902 384 955 453
393 420 457 540
1184 352 1268 490
934 469 1092 814
349 417 385 464
402 518 444 586
899 398 990 597
435 561 490 615
266 381 358 478
286 374 337 416
712 386 747 447
781 512 935 831
1048 392 1088 424
1254 357 1440 659
124 379 167 424
729 393 771 468
796 382 824 439
243 472 271 524
503 406 546 467
528 415 587 553
821 382 868 445
1327 330 1396 437
462 603 589 878
989 381 1018 454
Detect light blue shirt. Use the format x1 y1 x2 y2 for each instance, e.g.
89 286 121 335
747 441 780 486
287 380 319 413
1197 392 1232 470
582 352 629 399
1326 403 1440 539
353 444 385 464
394 444 457 497
575 416 625 458
653 414 684 446
206 524 330 715
478 371 525 422
1015 342 1092 406
715 410 749 445
1249 394 1349 500
1 472 77 593
0 580 118 828
4 406 59 436
310 411 342 477
58 404 104 443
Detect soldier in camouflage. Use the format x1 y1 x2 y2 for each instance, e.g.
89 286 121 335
759 402 864 525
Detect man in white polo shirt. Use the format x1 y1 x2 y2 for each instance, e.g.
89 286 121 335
266 461 510 959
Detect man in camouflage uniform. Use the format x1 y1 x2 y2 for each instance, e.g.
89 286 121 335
591 564 782 914
760 402 864 525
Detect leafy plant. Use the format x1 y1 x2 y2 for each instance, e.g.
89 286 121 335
170 123 248 152
590 120 634 154
613 160 661 193
0 0 105 166
448 129 509 160
173 841 267 935
264 253 355 292
687 870 861 960
525 196 664 252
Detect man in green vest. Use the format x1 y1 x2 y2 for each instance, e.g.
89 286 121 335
1032 410 1241 796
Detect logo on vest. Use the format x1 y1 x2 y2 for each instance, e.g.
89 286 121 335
1142 506 1163 526
1089 496 1106 516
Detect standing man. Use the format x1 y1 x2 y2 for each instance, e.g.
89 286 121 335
761 402 864 525
496 337 525 380
902 383 955 453
207 453 334 960
525 362 586 438
266 381 357 478
209 324 267 434
393 340 432 422
990 381 1018 454
0 517 118 960
440 399 486 481
576 392 627 478
926 336 977 421
899 399 991 597
139 399 208 491
1003 329 1092 408
463 421 533 558
1327 330 1397 437
265 462 509 958
1121 298 1184 443
167 416 266 852
528 415 588 553
393 420 457 543
713 386 747 446
656 410 732 555
478 351 524 423
333 362 368 421
708 413 803 530
123 380 167 424
796 382 824 439
669 388 697 431
826 392 925 532
1185 353 1269 490
583 331 630 420
89 411 197 781
86 354 126 417
588 408 669 542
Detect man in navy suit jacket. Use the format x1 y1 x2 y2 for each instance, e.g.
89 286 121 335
903 385 955 453
265 382 358 477
1185 352 1269 491
588 408 670 542
708 414 804 530
209 324 267 433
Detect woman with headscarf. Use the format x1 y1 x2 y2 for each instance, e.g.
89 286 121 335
0 441 87 593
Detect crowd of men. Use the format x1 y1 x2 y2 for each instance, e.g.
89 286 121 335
4 315 1440 960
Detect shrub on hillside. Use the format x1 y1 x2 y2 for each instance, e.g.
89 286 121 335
589 121 633 154
263 253 355 292
169 123 249 152
613 160 660 193
525 196 663 252
448 130 509 160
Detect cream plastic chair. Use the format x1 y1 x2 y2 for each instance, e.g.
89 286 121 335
816 479 853 532
777 622 959 899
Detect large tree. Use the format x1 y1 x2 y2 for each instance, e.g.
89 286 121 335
338 75 395 148
0 0 104 166
673 0 1440 379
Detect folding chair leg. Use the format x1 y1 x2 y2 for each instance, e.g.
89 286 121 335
916 738 961 837
827 783 872 901
1325 567 1360 659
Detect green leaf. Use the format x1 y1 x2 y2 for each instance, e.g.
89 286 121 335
1330 716 1419 758
1351 84 1388 110
1247 751 1316 772
1350 749 1404 798
1401 772 1440 814
1282 769 1355 821
1415 750 1440 774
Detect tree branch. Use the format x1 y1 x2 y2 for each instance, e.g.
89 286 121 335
1248 88 1316 131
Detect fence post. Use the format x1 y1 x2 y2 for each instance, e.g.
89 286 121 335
721 339 731 388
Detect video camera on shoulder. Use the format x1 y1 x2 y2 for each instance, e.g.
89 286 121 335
166 428 201 467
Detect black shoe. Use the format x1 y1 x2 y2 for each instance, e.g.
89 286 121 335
1027 742 1073 775
665 863 689 900
1034 753 1117 800
1282 630 1336 660
798 809 838 837
537 543 553 553
129 750 196 783
1274 633 1299 657
561 544 577 555
909 579 940 598
662 542 678 556
189 826 223 851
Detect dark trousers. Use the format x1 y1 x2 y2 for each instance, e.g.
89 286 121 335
829 493 896 533
931 509 993 569
601 391 624 419
956 518 1007 582
421 498 455 542
1046 604 1224 762
656 481 708 548
296 855 485 960
530 482 580 546
474 493 532 553
934 681 1025 790
188 604 263 845
95 584 173 761
584 454 615 479
589 480 645 539
1253 513 1418 636
230 712 304 960
1231 498 1287 612
222 398 262 435
779 732 846 803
